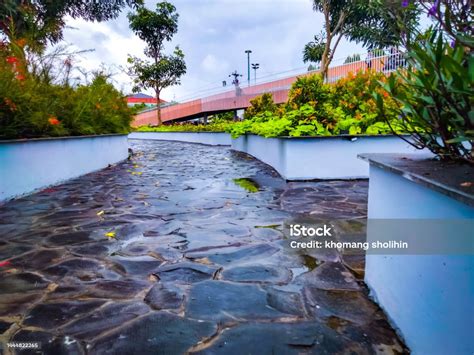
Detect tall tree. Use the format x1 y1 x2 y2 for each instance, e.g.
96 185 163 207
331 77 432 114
302 32 325 67
127 2 186 125
0 0 142 50
305 0 420 80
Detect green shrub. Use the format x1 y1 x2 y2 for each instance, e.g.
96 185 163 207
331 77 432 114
0 47 132 139
229 71 405 138
243 93 277 120
287 74 332 109
136 120 233 133
377 30 473 163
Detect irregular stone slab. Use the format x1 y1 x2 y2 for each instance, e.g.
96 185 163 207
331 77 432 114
12 330 83 355
0 243 33 260
61 302 149 340
265 287 306 316
10 248 66 270
87 279 150 299
295 262 360 291
222 265 291 284
111 255 162 276
90 312 217 355
0 293 43 317
43 258 120 281
144 283 184 310
154 262 218 284
71 243 111 257
46 231 96 246
251 226 283 241
186 281 288 322
0 320 12 334
23 300 106 329
192 321 365 354
0 272 49 294
150 246 183 261
341 254 365 279
303 287 378 325
340 318 407 353
47 278 149 301
191 244 279 266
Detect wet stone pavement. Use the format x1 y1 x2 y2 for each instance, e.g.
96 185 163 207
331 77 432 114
0 140 406 354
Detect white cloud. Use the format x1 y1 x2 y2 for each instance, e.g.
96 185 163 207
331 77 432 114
60 0 365 101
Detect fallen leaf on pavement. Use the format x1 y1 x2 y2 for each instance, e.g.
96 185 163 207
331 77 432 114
104 231 116 238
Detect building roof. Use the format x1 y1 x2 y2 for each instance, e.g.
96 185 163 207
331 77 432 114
127 93 155 99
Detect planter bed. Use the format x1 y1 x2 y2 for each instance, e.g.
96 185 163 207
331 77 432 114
231 134 429 180
0 134 129 202
359 153 474 354
129 131 231 146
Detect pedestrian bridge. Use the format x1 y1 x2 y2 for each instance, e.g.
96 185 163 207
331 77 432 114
133 54 399 126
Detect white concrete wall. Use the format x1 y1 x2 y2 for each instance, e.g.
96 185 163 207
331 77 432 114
0 135 128 202
365 165 474 355
231 135 427 180
129 132 231 146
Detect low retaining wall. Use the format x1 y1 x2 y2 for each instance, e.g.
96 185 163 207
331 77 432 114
232 134 429 180
360 154 474 354
0 134 129 202
129 132 231 146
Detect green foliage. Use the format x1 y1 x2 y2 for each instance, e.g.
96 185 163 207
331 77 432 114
0 0 142 50
135 120 233 133
213 111 235 121
376 29 473 163
0 68 132 139
287 74 332 109
306 0 421 78
243 93 277 120
127 48 186 94
127 2 178 59
344 54 361 63
302 32 326 64
229 71 406 139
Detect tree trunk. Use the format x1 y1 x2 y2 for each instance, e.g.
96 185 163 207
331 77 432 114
156 89 162 126
320 41 331 81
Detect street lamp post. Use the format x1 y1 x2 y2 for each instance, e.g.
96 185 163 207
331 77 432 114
245 50 252 86
251 63 259 84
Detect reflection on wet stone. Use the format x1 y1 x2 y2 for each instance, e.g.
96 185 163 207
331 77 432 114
0 140 406 353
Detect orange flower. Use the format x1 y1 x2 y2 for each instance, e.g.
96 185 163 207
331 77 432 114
6 56 18 64
16 38 27 48
48 117 60 125
95 103 101 109
15 74 25 81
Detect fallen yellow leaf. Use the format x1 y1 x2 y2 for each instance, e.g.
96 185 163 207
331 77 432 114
97 210 105 216
104 231 116 238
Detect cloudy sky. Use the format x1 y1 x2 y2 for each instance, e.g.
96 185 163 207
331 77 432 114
62 0 365 102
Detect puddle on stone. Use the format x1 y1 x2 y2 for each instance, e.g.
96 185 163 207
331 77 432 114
233 178 260 193
301 254 322 271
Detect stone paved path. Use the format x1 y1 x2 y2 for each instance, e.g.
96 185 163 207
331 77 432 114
0 140 406 354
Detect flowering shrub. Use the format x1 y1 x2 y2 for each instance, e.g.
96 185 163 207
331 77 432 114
0 46 132 139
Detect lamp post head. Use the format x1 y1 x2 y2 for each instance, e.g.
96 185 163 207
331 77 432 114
245 50 252 54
